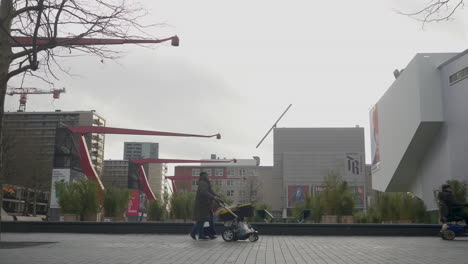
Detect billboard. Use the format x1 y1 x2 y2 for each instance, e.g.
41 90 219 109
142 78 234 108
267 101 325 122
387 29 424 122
350 186 366 208
126 189 140 217
50 168 70 208
287 185 310 208
370 105 381 170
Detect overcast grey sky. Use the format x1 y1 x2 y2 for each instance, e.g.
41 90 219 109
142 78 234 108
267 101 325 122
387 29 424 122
5 0 468 172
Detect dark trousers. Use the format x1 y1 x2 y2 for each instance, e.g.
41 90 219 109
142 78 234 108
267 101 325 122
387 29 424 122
204 211 216 237
190 221 206 238
454 211 468 225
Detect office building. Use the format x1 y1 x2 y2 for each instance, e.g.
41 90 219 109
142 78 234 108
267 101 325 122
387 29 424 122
272 127 367 216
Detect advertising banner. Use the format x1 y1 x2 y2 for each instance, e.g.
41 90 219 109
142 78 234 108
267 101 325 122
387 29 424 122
287 185 310 208
50 168 71 208
126 189 140 216
370 105 381 170
350 186 366 208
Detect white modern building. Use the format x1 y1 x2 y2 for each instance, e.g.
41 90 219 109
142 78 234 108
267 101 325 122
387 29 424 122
370 51 468 210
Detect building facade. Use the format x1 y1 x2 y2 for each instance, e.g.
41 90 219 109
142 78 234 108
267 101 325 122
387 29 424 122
272 127 367 216
3 110 106 177
123 142 159 160
102 160 129 188
370 51 468 210
173 156 273 205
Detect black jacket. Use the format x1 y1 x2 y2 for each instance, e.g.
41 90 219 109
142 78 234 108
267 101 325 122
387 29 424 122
439 190 465 208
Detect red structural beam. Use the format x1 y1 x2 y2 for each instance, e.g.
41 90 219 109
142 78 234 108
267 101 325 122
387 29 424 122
138 165 156 200
77 134 105 191
66 126 221 192
131 158 236 165
67 126 220 139
10 36 179 47
131 159 235 199
166 176 246 180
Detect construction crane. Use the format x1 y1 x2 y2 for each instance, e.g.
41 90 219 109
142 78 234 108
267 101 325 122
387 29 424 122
256 104 292 148
7 87 66 112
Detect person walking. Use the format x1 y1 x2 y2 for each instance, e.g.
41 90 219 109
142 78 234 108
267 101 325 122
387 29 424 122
439 184 468 224
190 172 219 240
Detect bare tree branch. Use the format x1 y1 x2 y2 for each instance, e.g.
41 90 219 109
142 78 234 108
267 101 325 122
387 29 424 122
397 0 465 26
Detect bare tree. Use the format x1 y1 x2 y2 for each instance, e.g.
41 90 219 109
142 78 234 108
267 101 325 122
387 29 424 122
0 0 170 194
398 0 465 25
0 0 173 231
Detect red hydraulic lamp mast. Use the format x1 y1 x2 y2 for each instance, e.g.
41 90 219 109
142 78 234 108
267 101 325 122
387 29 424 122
10 36 180 47
130 159 236 200
66 126 220 191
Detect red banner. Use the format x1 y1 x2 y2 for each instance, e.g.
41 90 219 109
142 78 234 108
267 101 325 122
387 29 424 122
126 190 140 216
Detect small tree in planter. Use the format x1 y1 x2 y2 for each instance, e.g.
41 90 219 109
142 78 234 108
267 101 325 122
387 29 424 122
55 181 80 221
103 188 131 222
169 192 195 222
74 179 101 221
147 199 167 221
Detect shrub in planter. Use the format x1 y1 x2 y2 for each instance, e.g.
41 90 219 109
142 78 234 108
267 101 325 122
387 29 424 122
103 188 131 221
147 199 167 221
55 181 80 221
74 178 101 221
169 192 195 221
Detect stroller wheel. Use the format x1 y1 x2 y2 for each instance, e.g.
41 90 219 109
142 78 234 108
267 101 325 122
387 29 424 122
222 229 235 242
248 233 259 242
441 230 456 240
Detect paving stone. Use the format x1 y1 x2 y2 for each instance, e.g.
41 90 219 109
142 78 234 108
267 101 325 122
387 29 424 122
0 233 467 264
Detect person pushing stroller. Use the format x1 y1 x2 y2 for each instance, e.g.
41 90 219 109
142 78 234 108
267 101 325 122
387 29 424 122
190 171 220 240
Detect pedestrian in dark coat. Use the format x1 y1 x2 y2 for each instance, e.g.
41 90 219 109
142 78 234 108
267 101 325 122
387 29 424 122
439 184 468 224
190 172 219 240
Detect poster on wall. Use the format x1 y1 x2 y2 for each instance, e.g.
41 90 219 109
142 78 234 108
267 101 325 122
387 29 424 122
50 168 71 208
350 186 366 208
126 189 140 217
370 104 381 170
287 185 310 208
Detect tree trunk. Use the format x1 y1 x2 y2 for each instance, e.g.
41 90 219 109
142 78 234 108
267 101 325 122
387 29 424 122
33 189 37 216
0 0 14 240
23 188 30 216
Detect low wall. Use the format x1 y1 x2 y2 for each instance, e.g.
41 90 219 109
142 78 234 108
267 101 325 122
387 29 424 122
0 221 442 236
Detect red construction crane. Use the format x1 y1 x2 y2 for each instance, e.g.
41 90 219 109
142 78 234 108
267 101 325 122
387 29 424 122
7 87 66 112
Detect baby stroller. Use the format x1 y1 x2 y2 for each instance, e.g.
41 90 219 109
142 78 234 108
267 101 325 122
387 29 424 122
217 202 259 242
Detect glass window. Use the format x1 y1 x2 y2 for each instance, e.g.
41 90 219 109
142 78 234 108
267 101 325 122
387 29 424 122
215 168 223 177
227 180 234 186
192 168 200 176
227 190 234 197
203 168 212 176
240 169 246 176
227 168 235 177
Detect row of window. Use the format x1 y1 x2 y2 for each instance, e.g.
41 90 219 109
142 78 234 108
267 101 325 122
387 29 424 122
191 168 254 177
192 179 247 186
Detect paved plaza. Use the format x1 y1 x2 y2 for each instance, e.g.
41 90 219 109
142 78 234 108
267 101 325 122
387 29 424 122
0 233 467 264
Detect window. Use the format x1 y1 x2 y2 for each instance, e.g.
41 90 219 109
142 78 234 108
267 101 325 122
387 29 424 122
227 180 234 186
192 180 198 186
227 168 235 177
227 190 234 197
192 168 200 176
240 169 246 176
450 67 468 85
202 168 212 176
215 168 223 177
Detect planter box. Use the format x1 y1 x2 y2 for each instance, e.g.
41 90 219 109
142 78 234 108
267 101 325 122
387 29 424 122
83 213 101 222
340 215 354 224
102 216 126 222
321 215 338 223
62 214 79 222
